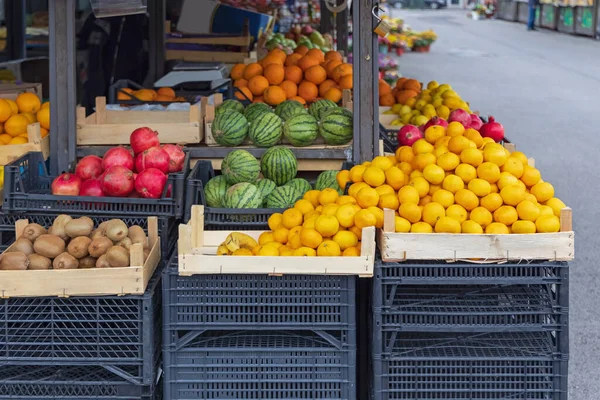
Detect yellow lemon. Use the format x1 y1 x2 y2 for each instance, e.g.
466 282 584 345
483 145 508 167
442 174 464 194
319 188 340 205
396 146 415 163
437 151 460 171
428 183 442 196
304 190 322 207
258 232 276 245
490 183 499 193
419 195 433 207
409 176 430 198
354 209 378 229
371 155 394 171
524 193 538 204
435 216 461 233
399 203 422 223
342 247 361 256
336 203 359 228
349 165 367 183
422 164 445 185
368 206 385 229
4 114 29 136
500 184 526 206
446 204 468 223
427 80 439 90
463 128 483 148
294 199 315 215
293 247 317 256
468 178 491 197
363 166 386 187
424 125 446 144
333 230 359 251
545 197 567 217
462 220 483 234
434 145 449 158
447 136 471 155
348 182 369 199
512 220 536 234
0 99 13 123
412 138 434 155
510 151 529 166
535 215 560 233
434 136 451 148
538 205 554 217
314 215 340 238
485 222 510 234
455 163 477 183
317 240 342 256
470 207 493 228
454 189 479 211
520 165 541 187
436 105 450 119
258 245 280 256
385 166 406 190
356 187 380 209
282 208 304 229
493 206 518 225
530 182 555 203
395 216 411 233
379 193 400 211
422 202 445 226
502 157 524 178
397 186 420 205
516 200 540 222
410 170 424 180
497 171 519 190
273 227 290 244
8 136 27 144
375 184 395 197
337 195 357 206
411 221 433 233
431 189 455 208
460 148 483 167
446 121 465 137
412 153 437 171
477 162 501 183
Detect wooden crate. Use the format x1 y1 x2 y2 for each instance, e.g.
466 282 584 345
76 97 203 146
177 205 375 277
379 106 398 131
0 123 49 165
0 217 161 298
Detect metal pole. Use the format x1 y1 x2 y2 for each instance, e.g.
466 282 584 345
146 0 166 85
335 7 348 53
320 0 333 34
5 0 26 60
49 0 77 174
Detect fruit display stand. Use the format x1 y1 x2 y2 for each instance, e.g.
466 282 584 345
0 123 49 166
75 97 204 146
177 205 375 276
0 217 160 298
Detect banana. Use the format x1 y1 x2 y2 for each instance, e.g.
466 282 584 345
224 232 258 253
217 244 231 256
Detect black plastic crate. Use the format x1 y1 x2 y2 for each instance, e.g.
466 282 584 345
163 330 356 400
163 251 357 336
372 331 568 400
0 365 161 399
0 264 163 385
0 211 178 263
184 160 283 229
3 151 190 218
374 284 567 333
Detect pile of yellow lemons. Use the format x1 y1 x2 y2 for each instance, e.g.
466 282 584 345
0 92 50 145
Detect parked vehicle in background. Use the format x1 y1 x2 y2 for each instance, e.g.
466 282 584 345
385 0 447 9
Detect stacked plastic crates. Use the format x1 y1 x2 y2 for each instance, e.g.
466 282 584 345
371 259 569 400
162 250 358 399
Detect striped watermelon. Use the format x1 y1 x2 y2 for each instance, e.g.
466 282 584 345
276 100 307 121
249 113 283 147
223 182 263 208
284 178 312 196
212 109 248 146
319 108 353 145
256 178 277 204
217 99 245 115
283 114 318 147
309 99 337 119
244 103 273 123
266 186 302 208
221 149 260 185
204 175 231 207
315 170 343 195
260 146 298 186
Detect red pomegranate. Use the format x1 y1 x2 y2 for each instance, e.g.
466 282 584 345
397 125 422 147
130 127 160 154
135 146 170 174
469 114 483 131
101 166 134 197
79 179 105 197
135 168 167 199
448 109 471 127
422 116 448 131
51 173 82 196
102 147 134 171
162 144 186 173
75 155 103 180
479 116 505 142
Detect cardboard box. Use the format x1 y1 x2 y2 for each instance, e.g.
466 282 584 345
0 82 42 100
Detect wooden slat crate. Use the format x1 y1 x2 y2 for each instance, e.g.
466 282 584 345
0 123 49 165
0 217 161 298
177 205 375 277
76 97 203 146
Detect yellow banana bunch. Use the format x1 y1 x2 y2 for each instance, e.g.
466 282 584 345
217 232 259 256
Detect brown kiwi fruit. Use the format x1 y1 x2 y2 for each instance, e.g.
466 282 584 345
78 256 97 269
96 254 111 268
22 223 47 241
0 252 29 270
67 236 92 259
79 216 94 228
28 254 52 270
33 234 66 258
13 237 34 255
106 246 129 267
88 237 113 258
118 237 132 250
51 215 73 240
128 225 147 245
90 228 105 240
105 219 128 242
53 252 79 269
65 218 94 238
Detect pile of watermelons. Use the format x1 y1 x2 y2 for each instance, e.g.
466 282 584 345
203 148 343 209
211 99 353 148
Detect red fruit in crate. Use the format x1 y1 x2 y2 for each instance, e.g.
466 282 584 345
422 116 448 131
135 168 167 199
397 125 422 147
162 144 185 173
101 166 134 197
448 109 471 127
479 116 504 142
469 114 483 131
75 155 103 180
135 146 170 174
130 127 160 154
51 173 81 195
102 146 134 171
79 178 104 197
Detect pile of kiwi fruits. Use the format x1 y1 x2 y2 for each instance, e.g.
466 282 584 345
0 215 149 271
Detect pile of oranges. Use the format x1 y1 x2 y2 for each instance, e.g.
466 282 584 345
229 47 352 106
0 92 49 145
379 77 423 107
117 87 186 103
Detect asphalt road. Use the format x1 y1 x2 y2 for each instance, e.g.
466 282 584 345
391 9 598 399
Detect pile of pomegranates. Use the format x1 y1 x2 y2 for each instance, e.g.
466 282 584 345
51 127 185 199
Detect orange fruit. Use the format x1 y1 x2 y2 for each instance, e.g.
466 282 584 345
399 203 421 223
494 206 518 225
422 202 445 226
337 195 357 206
293 247 317 256
258 231 275 245
454 189 479 211
263 86 286 106
319 79 338 97
385 166 405 190
294 45 310 55
299 228 323 249
338 75 353 90
273 227 290 244
294 199 315 215
283 65 303 85
289 96 306 105
0 133 11 144
248 75 269 96
20 112 36 123
314 215 340 237
8 136 27 145
133 89 156 101
402 79 421 92
535 215 560 233
324 88 343 103
268 213 284 230
264 64 285 85
325 59 343 79
157 87 175 97
379 193 400 210
317 240 341 256
379 94 395 107
253 96 265 103
337 170 351 190
434 216 461 233
117 90 132 100
8 99 21 114
357 187 380 208
269 48 287 63
306 48 325 62
233 79 248 88
336 203 360 228
396 146 415 163
298 81 318 103
279 80 298 99
363 166 386 187
305 65 327 85
304 190 321 207
230 63 246 80
297 55 321 71
397 186 420 204
470 207 493 228
16 92 41 113
4 114 29 136
354 209 377 229
333 230 358 251
235 87 253 102
332 64 353 82
243 63 263 80
282 208 303 229
285 53 303 67
0 99 13 123
325 50 343 62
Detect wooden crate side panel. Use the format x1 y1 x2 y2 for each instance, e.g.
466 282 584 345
77 123 202 145
103 109 197 124
0 123 49 165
